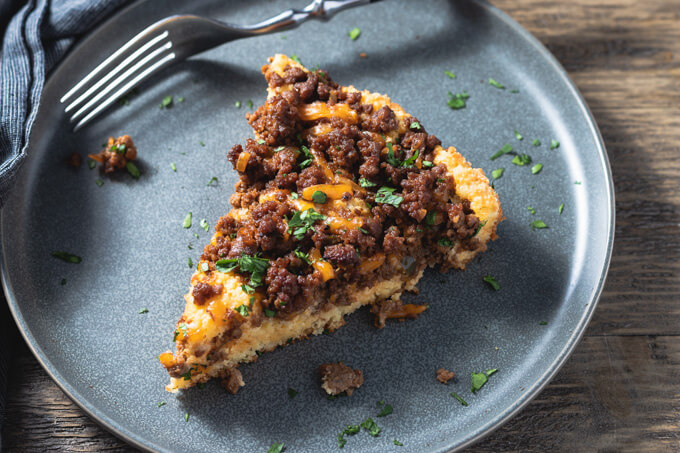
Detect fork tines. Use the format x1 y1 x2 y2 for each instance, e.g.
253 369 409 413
60 26 176 132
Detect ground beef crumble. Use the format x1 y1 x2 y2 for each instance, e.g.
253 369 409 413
319 362 364 396
436 368 455 384
89 135 138 174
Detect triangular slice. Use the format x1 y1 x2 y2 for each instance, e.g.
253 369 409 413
159 55 502 392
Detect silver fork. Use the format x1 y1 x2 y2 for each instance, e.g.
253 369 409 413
60 0 379 132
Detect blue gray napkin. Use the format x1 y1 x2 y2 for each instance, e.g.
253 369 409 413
0 0 129 442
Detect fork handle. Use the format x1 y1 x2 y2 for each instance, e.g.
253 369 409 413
243 0 379 34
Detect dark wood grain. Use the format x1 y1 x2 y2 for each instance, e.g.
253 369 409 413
3 0 680 451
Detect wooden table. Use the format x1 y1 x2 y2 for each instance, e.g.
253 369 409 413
3 0 679 450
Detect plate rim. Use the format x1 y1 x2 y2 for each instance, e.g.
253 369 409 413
1 1 615 451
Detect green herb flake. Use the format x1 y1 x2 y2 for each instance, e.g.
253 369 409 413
438 238 453 247
126 161 141 179
447 91 470 110
550 139 560 150
290 192 299 199
385 141 400 166
286 208 327 240
200 218 210 232
514 130 523 141
338 425 360 448
471 372 488 393
450 392 468 406
445 70 457 79
532 139 541 147
531 163 543 174
299 145 314 169
490 144 514 160
199 140 206 147
488 78 505 89
574 180 582 185
530 220 548 230
235 101 242 108
394 440 404 446
401 149 419 168
348 27 361 40
377 403 393 417
290 54 302 64
184 412 189 422
483 275 500 291
138 308 149 314
256 139 266 145
527 206 536 215
246 100 253 109
425 210 436 226
359 177 376 188
360 417 381 437
177 96 185 103
95 178 104 187
205 176 218 187
187 257 193 268
215 254 270 289
60 278 66 285
491 168 504 180
410 121 422 130
235 304 250 317
559 203 565 214
288 387 298 399
170 162 177 172
294 248 312 264
157 401 166 407
540 321 548 325
200 262 209 272
422 160 433 168
375 186 403 207
486 368 498 376
264 308 277 317
512 154 532 166
510 88 520 93
51 251 82 264
312 190 327 204
182 212 192 228
159 95 173 109
88 159 96 170
267 442 284 453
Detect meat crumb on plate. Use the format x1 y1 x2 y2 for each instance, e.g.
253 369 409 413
436 368 455 384
319 362 364 396
89 135 138 174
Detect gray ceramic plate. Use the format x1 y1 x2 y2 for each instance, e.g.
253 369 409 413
1 0 614 451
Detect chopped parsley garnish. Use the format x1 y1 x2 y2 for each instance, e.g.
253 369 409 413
359 177 376 188
488 78 505 89
177 96 185 103
200 262 209 272
257 139 266 145
483 275 500 291
510 88 520 93
175 322 188 341
95 178 104 187
386 141 400 166
184 412 189 422
532 139 541 146
294 249 311 264
182 212 192 228
540 321 548 325
574 180 581 185
527 206 536 215
338 425 360 448
159 95 173 109
157 401 166 407
445 70 456 79
530 220 548 230
290 54 302 64
401 149 419 168
348 27 361 40
200 218 210 232
287 387 298 398
274 146 285 152
215 254 270 288
375 186 403 207
246 100 253 109
559 203 565 214
312 190 327 204
491 168 504 180
235 100 241 108
235 304 250 317
207 176 218 186
425 211 436 226
550 139 560 150
187 257 193 268
51 251 82 264
514 130 523 141
447 91 469 109
126 161 141 179
486 368 498 376
410 121 422 130
199 140 206 147
471 369 499 393
511 153 532 166
438 238 453 247
359 227 369 235
360 418 381 437
531 163 543 174
264 308 277 317
170 162 176 172
267 442 284 453
138 308 149 314
88 159 96 169
290 192 299 199
422 160 433 168
394 440 404 446
451 392 468 406
299 145 314 169
287 208 327 240
490 144 513 160
377 402 393 417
